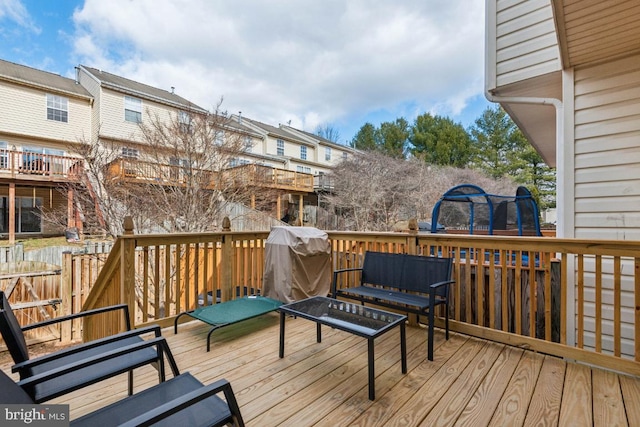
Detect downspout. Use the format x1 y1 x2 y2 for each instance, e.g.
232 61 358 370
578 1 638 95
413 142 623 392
484 0 564 232
484 0 574 346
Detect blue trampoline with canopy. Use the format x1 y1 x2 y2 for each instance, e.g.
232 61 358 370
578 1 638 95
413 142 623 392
430 184 542 236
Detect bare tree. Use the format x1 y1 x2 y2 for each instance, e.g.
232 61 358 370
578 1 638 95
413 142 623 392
323 151 516 231
43 101 256 237
315 124 341 143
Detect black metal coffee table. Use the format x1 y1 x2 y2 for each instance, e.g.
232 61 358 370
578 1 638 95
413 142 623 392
278 295 407 400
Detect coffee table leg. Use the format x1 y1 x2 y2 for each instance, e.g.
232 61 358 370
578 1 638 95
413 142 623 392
401 322 407 373
279 311 285 358
317 322 322 343
368 338 375 400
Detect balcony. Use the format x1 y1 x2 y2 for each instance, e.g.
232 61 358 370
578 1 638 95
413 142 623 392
106 158 315 193
0 149 82 182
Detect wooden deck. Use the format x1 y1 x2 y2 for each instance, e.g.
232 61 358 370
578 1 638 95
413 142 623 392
11 314 640 426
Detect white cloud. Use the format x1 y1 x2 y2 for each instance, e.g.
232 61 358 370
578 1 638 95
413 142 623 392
71 0 485 137
0 0 40 33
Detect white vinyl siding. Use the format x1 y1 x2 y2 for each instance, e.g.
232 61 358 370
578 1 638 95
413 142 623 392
0 80 91 142
571 54 640 359
491 0 560 87
573 54 640 240
98 90 172 142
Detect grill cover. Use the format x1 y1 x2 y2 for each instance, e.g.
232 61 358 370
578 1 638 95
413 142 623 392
263 227 331 303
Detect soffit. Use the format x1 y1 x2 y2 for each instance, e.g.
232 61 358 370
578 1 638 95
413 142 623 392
552 0 640 68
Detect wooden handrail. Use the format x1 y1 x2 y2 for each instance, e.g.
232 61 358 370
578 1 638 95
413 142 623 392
80 227 640 376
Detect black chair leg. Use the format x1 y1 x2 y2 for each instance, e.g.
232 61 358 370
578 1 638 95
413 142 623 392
427 308 434 361
128 370 133 395
445 302 450 340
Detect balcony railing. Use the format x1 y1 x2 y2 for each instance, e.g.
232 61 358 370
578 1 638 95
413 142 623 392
77 223 640 378
0 149 83 181
106 158 314 192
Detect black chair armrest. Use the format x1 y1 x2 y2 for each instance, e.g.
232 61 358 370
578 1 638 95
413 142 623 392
21 304 132 332
118 378 245 427
429 279 455 290
11 325 162 374
16 337 178 389
331 268 363 297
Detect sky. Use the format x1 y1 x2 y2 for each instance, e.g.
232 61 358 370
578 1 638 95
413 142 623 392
0 0 491 145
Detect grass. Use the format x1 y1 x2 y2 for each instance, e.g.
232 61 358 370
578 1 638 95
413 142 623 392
2 236 111 251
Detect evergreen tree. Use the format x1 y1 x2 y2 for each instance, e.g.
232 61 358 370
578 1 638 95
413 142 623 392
410 113 471 167
350 123 377 151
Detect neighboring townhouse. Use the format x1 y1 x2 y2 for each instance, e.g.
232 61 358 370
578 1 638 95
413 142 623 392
236 116 353 225
76 65 210 160
0 60 93 242
485 0 640 356
0 60 353 239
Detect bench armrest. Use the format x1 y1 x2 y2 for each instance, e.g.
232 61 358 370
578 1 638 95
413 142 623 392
119 377 245 427
331 268 363 297
11 325 162 374
429 279 455 290
16 337 178 389
22 304 133 332
429 280 455 300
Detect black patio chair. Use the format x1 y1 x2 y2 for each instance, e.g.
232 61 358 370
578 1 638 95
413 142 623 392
0 355 245 427
0 290 166 403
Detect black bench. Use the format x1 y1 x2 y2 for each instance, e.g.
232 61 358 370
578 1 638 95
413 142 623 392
331 251 454 361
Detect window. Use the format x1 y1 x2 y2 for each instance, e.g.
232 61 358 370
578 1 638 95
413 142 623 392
342 152 348 160
244 136 253 151
178 111 192 133
276 139 284 156
215 130 225 145
0 196 42 234
325 147 331 161
0 142 6 169
296 165 311 173
46 94 68 122
300 145 307 160
230 158 251 168
121 147 139 159
124 96 142 123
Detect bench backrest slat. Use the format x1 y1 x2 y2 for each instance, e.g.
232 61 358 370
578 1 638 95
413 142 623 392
361 252 404 287
361 251 452 296
401 256 452 296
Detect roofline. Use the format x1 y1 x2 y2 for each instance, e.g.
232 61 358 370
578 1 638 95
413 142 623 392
79 65 208 114
0 74 93 102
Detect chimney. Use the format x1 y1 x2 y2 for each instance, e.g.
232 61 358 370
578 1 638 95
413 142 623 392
238 111 242 124
74 66 80 84
170 86 175 94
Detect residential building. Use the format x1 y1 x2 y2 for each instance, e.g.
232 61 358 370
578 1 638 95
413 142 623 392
0 60 92 241
485 0 640 356
0 59 353 240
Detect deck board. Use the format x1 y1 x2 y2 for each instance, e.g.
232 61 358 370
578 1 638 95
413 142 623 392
2 313 640 426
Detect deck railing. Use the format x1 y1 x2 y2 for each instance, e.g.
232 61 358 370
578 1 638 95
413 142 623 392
0 149 82 181
106 159 314 192
79 225 640 377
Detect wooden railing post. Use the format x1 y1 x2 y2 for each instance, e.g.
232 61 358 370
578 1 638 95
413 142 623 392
407 218 418 255
60 251 73 341
121 216 136 327
220 217 233 302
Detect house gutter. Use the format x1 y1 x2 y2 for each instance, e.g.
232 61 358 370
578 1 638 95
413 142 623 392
484 0 567 232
